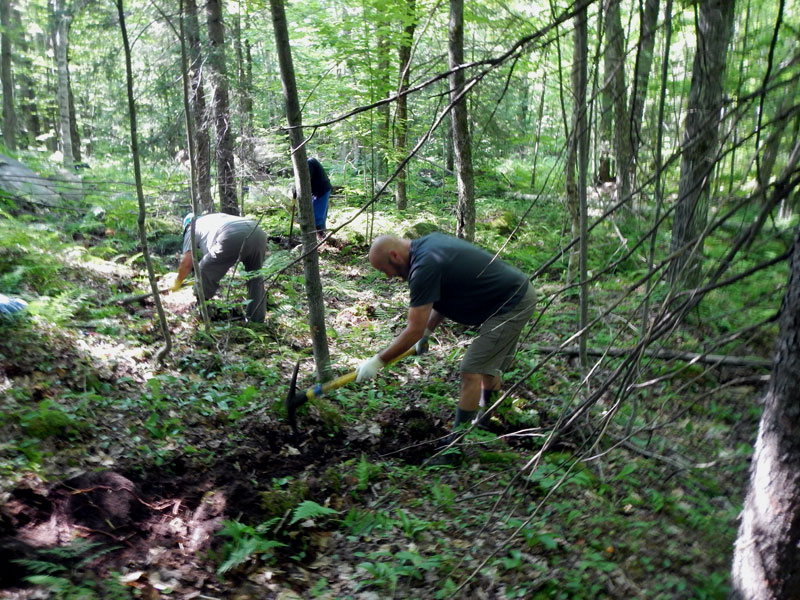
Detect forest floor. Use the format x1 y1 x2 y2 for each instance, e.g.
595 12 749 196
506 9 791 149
0 204 769 599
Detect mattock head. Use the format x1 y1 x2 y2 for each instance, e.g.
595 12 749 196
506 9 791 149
285 360 307 437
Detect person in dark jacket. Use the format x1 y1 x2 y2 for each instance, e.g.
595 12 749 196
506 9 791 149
356 232 537 464
308 158 332 239
172 212 268 323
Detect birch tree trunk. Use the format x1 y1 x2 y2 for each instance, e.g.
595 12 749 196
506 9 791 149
668 0 734 287
448 0 475 241
206 0 238 215
731 225 800 599
269 0 331 382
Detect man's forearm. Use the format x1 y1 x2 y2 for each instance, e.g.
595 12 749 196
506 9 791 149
378 328 420 363
175 251 193 284
426 309 444 332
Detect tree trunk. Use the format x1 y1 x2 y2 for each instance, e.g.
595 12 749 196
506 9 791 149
185 0 214 213
116 0 171 363
234 11 254 212
573 2 590 369
448 0 474 241
1 0 16 150
668 0 734 287
238 17 254 183
269 0 331 383
12 6 39 146
629 0 659 166
731 225 800 599
565 44 580 284
206 0 238 215
394 0 415 211
376 19 390 183
604 0 630 204
67 82 81 162
53 0 74 167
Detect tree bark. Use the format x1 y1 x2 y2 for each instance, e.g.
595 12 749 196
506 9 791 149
629 0 659 166
731 225 800 599
67 82 81 162
234 11 254 204
1 0 16 150
448 0 474 241
573 3 589 369
604 0 631 204
376 19 390 183
185 0 214 213
12 6 39 146
206 0 238 215
394 0 415 211
53 0 74 167
668 0 734 287
116 0 171 363
269 0 331 383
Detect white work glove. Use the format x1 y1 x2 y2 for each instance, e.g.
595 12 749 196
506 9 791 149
414 328 432 355
356 354 385 383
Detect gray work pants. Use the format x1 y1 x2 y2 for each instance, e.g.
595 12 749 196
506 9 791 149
198 223 267 323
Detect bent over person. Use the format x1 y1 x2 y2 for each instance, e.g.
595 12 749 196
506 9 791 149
173 212 268 323
356 232 537 464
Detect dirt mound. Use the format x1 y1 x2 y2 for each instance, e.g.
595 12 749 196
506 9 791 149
0 408 451 596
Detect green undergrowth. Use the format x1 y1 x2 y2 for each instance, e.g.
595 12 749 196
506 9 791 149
0 157 782 598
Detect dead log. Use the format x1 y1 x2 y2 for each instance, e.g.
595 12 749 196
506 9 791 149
535 345 771 369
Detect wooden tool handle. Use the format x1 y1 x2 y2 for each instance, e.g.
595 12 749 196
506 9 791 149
304 346 417 401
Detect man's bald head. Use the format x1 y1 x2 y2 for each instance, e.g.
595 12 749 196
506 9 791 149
369 235 411 280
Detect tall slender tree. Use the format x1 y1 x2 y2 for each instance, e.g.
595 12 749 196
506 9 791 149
185 0 213 213
668 0 735 286
269 0 331 382
604 0 631 204
394 0 415 211
116 0 171 363
574 0 590 369
628 0 659 173
11 6 39 147
1 0 16 150
448 0 475 241
206 0 238 215
53 0 75 166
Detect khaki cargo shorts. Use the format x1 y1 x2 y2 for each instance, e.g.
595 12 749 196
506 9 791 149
461 282 537 377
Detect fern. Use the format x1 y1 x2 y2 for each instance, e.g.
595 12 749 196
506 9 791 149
216 519 286 575
289 500 338 525
14 558 68 575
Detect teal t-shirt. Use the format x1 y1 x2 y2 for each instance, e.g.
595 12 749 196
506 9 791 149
408 233 529 326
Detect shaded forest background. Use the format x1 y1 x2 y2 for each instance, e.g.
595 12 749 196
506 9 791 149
0 0 799 598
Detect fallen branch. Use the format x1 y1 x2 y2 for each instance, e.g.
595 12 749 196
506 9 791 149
534 345 771 369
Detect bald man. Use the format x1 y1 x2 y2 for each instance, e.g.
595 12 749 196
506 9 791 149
356 232 537 464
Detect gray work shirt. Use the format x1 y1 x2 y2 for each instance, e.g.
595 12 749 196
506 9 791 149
183 213 259 258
